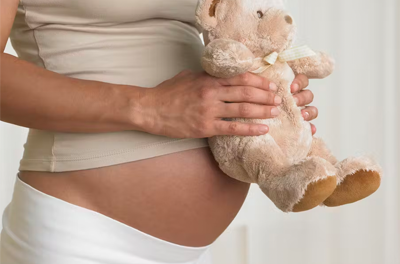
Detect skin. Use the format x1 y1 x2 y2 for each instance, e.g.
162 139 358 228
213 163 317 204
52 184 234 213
1 0 316 247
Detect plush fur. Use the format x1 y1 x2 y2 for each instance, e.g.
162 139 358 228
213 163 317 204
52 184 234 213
196 0 382 212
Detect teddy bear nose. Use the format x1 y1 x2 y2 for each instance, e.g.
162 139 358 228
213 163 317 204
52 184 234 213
284 15 293 25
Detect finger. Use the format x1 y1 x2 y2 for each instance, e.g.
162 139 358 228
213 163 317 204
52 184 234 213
218 103 280 119
217 72 277 92
218 86 282 106
214 121 269 136
291 74 309 93
293 90 314 106
301 106 319 121
310 123 317 135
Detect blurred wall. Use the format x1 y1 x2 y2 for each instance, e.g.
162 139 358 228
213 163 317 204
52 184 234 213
1 0 399 264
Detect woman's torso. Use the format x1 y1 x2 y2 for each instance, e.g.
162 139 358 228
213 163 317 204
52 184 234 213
13 0 250 247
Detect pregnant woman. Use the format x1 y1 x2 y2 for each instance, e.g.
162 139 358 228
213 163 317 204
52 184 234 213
0 0 317 263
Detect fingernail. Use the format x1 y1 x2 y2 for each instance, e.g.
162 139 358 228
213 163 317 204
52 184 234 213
271 107 280 117
292 83 299 92
269 82 277 91
259 126 269 134
294 97 299 105
303 112 310 120
274 96 282 105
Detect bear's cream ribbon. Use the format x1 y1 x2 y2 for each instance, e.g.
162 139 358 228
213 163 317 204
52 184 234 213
250 45 316 74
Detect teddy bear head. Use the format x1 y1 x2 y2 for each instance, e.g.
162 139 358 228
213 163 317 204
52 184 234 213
196 0 297 57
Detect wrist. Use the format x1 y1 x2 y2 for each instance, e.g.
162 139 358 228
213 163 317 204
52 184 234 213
108 84 156 133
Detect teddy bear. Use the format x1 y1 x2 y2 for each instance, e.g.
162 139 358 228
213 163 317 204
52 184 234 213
195 0 382 212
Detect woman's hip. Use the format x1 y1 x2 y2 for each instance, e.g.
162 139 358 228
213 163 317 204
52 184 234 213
0 173 213 264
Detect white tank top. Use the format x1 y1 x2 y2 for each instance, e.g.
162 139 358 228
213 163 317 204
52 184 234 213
10 0 208 172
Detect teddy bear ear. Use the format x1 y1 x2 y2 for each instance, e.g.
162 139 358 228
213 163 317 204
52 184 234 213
195 0 224 31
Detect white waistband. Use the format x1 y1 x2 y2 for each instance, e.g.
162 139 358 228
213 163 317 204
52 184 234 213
0 173 212 264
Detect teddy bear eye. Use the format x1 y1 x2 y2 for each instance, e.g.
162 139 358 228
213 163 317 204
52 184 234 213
257 11 264 19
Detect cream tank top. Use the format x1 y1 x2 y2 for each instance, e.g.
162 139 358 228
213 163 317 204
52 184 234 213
10 0 208 172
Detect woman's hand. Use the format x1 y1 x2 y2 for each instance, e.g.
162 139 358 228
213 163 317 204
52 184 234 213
291 74 318 135
143 70 282 138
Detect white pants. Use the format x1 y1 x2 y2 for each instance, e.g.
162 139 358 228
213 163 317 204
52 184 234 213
0 174 213 264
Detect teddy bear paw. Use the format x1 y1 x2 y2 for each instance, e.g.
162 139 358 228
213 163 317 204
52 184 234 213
323 156 382 207
292 176 337 212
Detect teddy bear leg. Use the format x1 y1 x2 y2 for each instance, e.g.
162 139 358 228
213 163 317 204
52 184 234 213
306 137 382 207
280 137 340 212
307 137 338 165
280 157 337 213
323 156 382 207
239 136 337 212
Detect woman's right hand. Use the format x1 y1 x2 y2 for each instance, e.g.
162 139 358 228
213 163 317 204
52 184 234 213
143 70 282 138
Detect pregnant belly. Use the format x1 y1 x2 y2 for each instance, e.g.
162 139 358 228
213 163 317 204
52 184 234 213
18 147 250 247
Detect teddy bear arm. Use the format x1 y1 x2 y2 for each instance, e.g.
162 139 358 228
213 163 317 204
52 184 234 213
201 39 255 79
288 52 335 79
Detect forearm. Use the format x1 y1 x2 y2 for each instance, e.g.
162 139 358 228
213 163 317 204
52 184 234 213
0 53 149 133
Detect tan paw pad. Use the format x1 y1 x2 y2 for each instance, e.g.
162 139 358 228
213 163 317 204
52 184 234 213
292 176 337 212
323 170 381 207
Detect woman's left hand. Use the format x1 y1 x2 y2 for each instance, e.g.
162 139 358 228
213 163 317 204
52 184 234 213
291 74 318 135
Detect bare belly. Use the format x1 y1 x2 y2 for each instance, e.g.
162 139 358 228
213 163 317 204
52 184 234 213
18 147 250 247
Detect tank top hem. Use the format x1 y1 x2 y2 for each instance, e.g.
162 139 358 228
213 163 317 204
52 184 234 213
19 138 209 172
